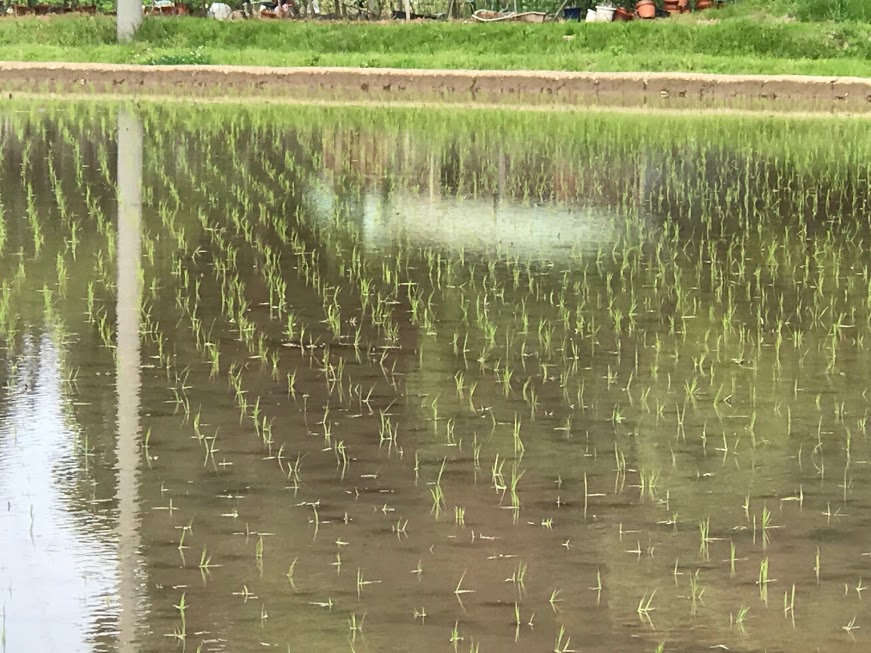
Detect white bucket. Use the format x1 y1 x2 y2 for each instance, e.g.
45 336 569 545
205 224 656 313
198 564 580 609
585 8 597 21
595 5 615 20
595 5 615 21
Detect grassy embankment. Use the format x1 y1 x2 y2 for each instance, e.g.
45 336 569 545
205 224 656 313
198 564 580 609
0 0 870 75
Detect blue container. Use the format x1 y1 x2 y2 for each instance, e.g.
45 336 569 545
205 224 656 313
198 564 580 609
563 6 582 20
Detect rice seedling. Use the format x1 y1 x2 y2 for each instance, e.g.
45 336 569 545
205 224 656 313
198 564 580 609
843 616 860 637
758 558 771 605
675 561 696 610
454 570 475 606
783 584 796 621
450 621 463 652
505 561 528 598
356 568 382 600
553 625 575 653
349 612 365 641
172 593 187 644
637 588 657 626
698 518 712 560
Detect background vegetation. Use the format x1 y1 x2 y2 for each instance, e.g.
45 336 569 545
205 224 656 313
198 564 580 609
0 0 869 75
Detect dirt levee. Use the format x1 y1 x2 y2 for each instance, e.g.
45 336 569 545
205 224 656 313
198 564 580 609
1 61 870 112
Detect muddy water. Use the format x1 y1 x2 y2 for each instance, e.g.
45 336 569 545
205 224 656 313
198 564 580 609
1 103 871 652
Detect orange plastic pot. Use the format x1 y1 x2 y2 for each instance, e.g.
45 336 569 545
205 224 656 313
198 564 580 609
635 0 655 18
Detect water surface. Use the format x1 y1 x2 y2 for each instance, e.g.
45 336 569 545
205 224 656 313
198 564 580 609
1 104 871 652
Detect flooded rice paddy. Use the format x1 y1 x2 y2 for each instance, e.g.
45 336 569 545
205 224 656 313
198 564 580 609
1 104 871 652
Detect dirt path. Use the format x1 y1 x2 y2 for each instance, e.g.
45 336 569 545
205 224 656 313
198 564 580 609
1 61 869 112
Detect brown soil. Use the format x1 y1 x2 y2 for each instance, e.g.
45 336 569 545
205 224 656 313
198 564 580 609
1 62 870 112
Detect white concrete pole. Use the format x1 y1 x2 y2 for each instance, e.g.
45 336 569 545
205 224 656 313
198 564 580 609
117 0 144 42
116 108 144 653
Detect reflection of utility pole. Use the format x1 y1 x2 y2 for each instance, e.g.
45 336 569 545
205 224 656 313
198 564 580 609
494 149 506 217
428 153 436 202
117 0 143 42
116 108 143 653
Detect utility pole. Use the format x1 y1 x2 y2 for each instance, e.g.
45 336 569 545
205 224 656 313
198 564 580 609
117 0 143 42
